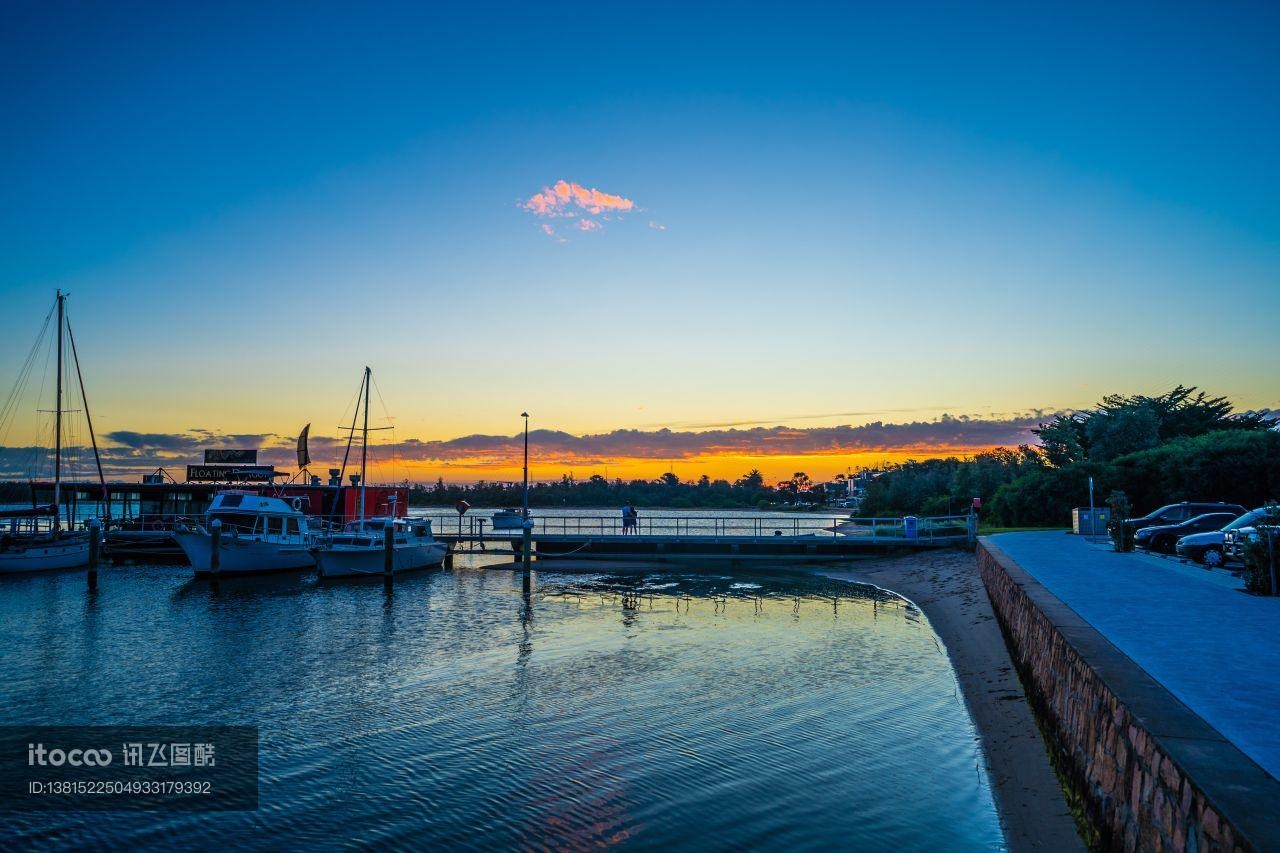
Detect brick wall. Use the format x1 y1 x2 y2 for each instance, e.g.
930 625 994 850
977 540 1254 852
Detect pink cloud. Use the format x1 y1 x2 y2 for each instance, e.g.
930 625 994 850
521 180 638 235
525 192 559 216
539 223 567 243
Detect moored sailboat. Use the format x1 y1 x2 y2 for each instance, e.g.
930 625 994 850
0 292 105 573
312 516 446 578
311 367 447 578
0 505 90 572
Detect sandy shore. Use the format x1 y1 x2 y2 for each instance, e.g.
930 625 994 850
820 551 1083 853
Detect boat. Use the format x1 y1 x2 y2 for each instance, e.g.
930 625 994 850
490 508 532 530
312 517 446 578
309 366 447 579
0 292 106 573
29 476 409 565
175 492 319 577
0 505 90 572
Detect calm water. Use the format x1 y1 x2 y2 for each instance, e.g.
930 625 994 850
0 560 1003 850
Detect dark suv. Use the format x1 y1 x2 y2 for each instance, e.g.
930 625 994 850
1223 506 1280 563
1178 507 1271 567
1134 511 1241 554
1119 502 1246 542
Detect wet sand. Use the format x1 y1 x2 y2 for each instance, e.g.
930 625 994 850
820 551 1084 853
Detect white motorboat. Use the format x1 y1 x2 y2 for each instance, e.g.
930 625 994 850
0 292 106 574
312 517 446 578
491 509 532 530
309 366 449 580
176 492 318 577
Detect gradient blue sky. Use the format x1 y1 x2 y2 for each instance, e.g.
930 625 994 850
2 2 1277 480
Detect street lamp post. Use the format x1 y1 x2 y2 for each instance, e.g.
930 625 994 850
520 412 532 582
521 412 530 520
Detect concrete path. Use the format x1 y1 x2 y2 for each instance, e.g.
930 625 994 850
990 531 1280 781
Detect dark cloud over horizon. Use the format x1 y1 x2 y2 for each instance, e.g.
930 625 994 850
0 414 1047 481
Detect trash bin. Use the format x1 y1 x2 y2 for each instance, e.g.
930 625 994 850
903 516 919 539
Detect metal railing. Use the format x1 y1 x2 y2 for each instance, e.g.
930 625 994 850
51 509 977 545
427 513 976 543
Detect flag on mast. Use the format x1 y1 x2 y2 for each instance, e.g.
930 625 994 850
297 423 311 469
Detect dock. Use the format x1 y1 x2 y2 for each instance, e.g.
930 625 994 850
433 513 976 562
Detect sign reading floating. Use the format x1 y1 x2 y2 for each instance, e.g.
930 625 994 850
186 465 275 482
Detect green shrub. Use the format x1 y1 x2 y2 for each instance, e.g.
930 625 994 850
1241 504 1280 595
1106 491 1133 552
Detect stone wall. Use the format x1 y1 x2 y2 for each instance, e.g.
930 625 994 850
977 539 1278 852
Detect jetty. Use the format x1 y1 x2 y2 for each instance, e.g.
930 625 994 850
433 513 976 562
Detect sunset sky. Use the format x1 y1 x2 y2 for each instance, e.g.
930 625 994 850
2 2 1278 484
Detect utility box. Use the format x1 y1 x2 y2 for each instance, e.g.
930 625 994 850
1073 508 1110 536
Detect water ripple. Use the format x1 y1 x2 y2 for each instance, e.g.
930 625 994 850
0 567 1001 850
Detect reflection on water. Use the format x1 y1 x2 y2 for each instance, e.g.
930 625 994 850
0 564 1001 850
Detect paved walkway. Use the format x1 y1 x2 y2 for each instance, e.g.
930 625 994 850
990 531 1280 781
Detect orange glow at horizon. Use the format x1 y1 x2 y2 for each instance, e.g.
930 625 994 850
358 446 1006 486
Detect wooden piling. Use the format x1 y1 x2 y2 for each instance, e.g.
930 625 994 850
521 521 532 595
383 522 394 587
87 519 100 590
209 519 222 579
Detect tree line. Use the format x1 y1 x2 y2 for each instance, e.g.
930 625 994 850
858 387 1279 526
408 469 818 510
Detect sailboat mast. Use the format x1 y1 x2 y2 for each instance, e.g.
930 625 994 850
359 365 370 522
54 291 64 518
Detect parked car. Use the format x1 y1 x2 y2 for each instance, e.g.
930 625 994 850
1223 506 1280 563
1177 507 1272 568
1135 512 1240 554
1119 502 1246 541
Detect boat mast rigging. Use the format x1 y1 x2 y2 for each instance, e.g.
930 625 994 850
54 291 64 522
359 365 370 523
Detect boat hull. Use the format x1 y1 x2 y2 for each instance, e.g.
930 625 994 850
176 532 316 577
0 538 90 573
491 514 533 531
314 541 447 578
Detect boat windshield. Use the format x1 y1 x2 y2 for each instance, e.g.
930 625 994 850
344 520 400 533
331 536 377 547
209 511 261 534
